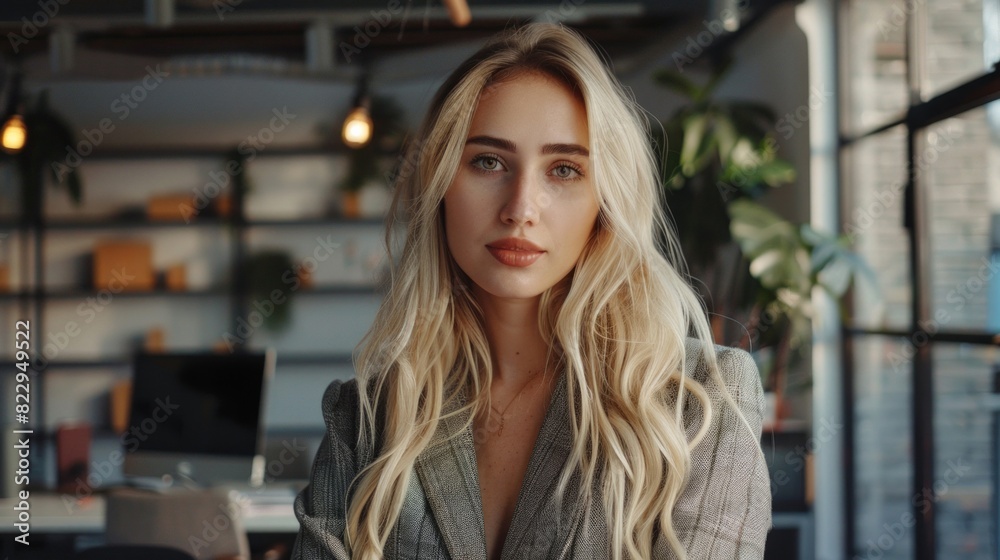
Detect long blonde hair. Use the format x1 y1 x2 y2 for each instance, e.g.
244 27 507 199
347 22 741 559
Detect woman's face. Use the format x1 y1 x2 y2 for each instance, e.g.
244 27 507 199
443 71 600 301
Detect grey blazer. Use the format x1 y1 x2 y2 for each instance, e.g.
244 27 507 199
291 339 772 559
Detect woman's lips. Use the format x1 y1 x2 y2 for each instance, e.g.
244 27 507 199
487 246 544 267
485 237 545 267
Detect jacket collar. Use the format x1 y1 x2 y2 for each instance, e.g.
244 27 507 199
413 339 708 558
414 368 572 560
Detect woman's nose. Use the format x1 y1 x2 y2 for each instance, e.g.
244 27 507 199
499 171 543 225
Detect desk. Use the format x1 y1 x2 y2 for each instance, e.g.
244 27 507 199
0 492 299 534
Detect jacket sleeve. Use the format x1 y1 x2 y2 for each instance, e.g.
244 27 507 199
290 379 363 560
655 346 773 559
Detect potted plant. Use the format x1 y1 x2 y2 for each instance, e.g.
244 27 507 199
654 61 872 426
242 249 301 333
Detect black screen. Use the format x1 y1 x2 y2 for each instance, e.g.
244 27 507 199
128 352 268 457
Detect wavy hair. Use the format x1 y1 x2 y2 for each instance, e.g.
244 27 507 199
345 22 749 559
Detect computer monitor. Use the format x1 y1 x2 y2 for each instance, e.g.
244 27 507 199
123 349 276 487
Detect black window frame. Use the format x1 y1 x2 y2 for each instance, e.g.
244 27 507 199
838 2 1000 559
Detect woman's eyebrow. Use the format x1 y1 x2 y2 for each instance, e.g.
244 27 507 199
466 135 590 157
467 135 516 152
541 143 589 157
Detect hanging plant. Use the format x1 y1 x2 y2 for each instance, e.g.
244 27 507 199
12 90 83 215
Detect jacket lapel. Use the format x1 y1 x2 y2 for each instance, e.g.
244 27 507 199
414 369 575 560
499 369 579 559
415 344 707 559
414 391 489 560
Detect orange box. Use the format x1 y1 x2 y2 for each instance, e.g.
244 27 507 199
144 326 165 352
109 380 132 434
165 263 186 291
0 263 9 292
147 193 196 221
93 241 154 291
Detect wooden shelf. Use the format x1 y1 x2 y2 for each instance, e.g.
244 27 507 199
5 147 386 440
44 217 229 230
43 287 231 299
246 217 384 227
0 351 355 372
2 216 386 230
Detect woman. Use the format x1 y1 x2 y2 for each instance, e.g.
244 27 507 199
292 22 771 560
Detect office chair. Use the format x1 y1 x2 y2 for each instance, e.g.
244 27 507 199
76 544 196 560
105 486 250 560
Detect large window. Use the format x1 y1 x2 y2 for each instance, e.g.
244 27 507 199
840 1 1000 560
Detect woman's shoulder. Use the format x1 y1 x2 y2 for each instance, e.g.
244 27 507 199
319 378 363 439
318 377 381 468
683 337 759 387
680 337 764 422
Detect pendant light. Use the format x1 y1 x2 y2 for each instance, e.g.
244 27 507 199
342 72 372 149
1 70 24 154
1 114 26 154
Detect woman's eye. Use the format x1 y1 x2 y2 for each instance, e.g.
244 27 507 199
472 155 502 172
552 164 582 180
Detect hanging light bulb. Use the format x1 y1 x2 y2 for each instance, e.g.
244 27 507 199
1 114 26 154
341 102 373 149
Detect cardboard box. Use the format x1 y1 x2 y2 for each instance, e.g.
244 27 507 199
93 241 154 291
147 193 197 221
165 263 186 291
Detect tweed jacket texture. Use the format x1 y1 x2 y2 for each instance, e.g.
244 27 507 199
291 339 772 559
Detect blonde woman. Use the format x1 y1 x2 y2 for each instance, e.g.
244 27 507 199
292 22 771 560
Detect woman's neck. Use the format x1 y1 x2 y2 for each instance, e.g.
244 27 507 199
472 286 551 386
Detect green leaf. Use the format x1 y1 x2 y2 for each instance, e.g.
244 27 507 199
652 69 702 100
713 115 738 163
756 160 796 186
729 200 810 293
799 224 830 246
729 101 778 130
680 114 709 176
699 57 733 100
